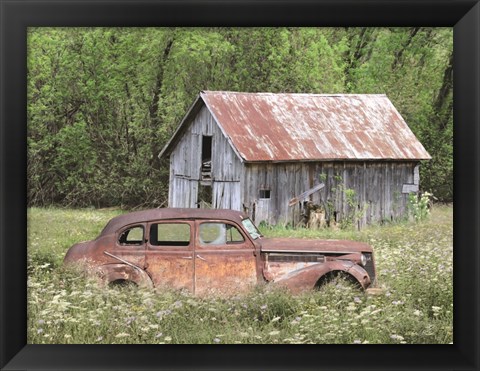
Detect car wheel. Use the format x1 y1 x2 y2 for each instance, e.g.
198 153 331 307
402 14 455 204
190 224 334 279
108 279 138 289
314 271 362 290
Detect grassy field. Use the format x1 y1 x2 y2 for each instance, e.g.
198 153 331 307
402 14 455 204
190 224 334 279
27 205 453 344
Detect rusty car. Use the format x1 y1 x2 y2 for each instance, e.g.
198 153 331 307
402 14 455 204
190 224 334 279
64 208 378 295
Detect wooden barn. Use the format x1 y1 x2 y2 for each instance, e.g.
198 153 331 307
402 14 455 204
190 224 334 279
159 91 431 227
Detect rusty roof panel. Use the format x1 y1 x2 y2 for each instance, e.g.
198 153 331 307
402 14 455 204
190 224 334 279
200 91 431 162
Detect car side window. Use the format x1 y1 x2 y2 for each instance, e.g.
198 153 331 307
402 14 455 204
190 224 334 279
199 223 245 245
150 223 190 247
118 225 144 246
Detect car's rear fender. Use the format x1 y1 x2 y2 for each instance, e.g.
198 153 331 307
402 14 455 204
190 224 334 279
96 263 154 288
272 260 371 293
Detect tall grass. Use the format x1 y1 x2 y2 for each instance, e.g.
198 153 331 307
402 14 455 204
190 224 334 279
27 205 453 344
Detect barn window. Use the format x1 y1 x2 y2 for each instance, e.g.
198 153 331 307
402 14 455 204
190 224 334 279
202 135 212 160
201 135 212 181
259 189 271 199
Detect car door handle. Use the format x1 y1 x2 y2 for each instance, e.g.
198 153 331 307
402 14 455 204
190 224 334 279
181 256 193 260
196 254 207 261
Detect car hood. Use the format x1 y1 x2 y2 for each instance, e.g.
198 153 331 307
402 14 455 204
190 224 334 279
259 238 372 254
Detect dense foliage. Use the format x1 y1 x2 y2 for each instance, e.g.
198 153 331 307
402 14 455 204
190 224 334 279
28 205 452 344
27 28 453 207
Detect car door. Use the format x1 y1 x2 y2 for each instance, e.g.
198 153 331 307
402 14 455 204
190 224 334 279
194 220 258 296
110 223 146 269
145 220 195 293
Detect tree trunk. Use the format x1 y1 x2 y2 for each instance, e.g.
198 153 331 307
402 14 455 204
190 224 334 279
149 36 175 172
433 50 453 129
391 27 421 70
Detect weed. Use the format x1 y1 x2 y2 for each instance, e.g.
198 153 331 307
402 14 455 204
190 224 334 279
408 192 434 222
318 174 368 229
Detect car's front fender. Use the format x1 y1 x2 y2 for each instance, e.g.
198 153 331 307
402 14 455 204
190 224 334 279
272 260 371 293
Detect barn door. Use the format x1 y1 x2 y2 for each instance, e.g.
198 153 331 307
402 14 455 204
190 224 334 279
197 184 212 208
255 189 271 225
197 135 213 208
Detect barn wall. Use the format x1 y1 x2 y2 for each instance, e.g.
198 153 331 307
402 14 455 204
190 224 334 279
242 161 418 227
168 176 198 208
169 105 242 209
168 104 419 226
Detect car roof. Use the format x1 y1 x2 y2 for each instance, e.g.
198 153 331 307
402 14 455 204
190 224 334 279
99 208 249 236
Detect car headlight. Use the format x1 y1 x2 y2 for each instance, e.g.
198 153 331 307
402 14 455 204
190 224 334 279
360 253 367 266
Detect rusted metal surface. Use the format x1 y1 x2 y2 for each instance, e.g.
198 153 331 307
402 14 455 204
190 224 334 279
100 208 248 236
194 250 258 296
260 238 373 253
97 263 154 289
272 260 371 294
199 91 431 162
64 208 378 295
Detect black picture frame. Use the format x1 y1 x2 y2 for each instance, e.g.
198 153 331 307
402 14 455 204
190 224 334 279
1 1 478 370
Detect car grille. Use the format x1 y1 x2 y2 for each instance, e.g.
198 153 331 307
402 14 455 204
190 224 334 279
267 253 325 263
363 252 376 286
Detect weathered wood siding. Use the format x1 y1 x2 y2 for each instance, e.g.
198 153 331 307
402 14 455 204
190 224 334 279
169 106 242 209
241 161 418 226
167 104 419 226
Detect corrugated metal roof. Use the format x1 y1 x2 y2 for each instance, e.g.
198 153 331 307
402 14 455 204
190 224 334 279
161 91 431 162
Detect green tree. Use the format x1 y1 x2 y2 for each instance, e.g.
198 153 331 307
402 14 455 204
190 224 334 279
27 27 453 207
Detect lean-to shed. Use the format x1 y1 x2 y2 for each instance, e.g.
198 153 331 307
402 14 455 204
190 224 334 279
159 91 431 227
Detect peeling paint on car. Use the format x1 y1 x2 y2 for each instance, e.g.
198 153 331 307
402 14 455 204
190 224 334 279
64 208 378 295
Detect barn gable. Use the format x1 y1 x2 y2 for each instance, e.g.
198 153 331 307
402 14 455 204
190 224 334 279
165 103 243 210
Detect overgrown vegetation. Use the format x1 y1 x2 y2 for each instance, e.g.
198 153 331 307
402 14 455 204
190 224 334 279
27 27 453 208
28 205 452 344
408 192 435 222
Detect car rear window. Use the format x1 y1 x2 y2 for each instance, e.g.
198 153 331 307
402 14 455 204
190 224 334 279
118 225 144 246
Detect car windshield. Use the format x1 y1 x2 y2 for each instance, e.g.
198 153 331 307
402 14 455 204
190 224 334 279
241 218 262 240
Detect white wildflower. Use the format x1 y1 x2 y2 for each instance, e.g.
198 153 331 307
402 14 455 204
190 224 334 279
390 334 404 341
